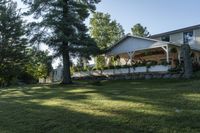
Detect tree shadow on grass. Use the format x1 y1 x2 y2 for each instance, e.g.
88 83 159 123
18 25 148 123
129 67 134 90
0 96 162 133
83 79 200 131
0 80 200 132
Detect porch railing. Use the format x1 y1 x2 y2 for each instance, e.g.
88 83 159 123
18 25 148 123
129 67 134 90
73 65 171 77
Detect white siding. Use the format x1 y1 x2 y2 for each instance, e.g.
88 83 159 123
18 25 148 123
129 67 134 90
194 29 200 45
170 33 183 44
107 37 157 56
153 37 161 41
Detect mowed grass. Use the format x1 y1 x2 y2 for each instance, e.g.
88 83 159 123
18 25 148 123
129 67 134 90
0 79 200 133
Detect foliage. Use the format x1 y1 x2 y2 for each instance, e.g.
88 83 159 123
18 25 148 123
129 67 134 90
146 61 158 68
24 48 53 80
108 56 116 66
131 23 150 37
192 71 200 78
160 60 171 66
89 12 124 71
168 66 183 73
170 47 178 53
90 12 125 50
192 62 200 72
95 55 106 70
73 60 171 72
0 0 27 86
22 0 101 84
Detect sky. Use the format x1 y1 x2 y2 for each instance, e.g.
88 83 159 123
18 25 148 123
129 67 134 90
16 0 200 35
92 0 200 35
14 0 200 67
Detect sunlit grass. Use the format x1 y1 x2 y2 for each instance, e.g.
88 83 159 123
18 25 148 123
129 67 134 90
0 79 200 132
182 93 200 102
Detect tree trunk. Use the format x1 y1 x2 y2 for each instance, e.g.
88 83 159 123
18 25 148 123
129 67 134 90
61 0 72 84
61 45 72 84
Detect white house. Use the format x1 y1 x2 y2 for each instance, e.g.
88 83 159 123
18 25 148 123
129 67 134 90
106 25 200 68
55 25 200 79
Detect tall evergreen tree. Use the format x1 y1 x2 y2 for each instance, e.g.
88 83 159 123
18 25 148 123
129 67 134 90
90 12 125 50
0 0 27 86
131 23 150 37
22 0 100 84
90 12 124 68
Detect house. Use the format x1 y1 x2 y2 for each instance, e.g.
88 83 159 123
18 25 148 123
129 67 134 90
106 25 200 69
53 65 63 82
56 25 200 79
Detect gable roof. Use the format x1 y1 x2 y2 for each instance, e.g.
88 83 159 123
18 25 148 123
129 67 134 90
150 24 200 38
107 34 169 52
106 34 200 55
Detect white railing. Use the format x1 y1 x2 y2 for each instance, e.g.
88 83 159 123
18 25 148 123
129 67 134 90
73 65 170 77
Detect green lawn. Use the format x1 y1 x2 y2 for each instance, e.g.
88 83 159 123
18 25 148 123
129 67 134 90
0 79 200 133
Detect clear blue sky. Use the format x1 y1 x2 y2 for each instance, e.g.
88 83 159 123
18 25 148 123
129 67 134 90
16 0 200 35
92 0 200 35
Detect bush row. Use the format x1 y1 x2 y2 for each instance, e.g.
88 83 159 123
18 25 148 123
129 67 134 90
72 60 170 72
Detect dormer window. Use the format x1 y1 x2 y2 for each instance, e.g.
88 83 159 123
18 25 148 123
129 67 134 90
161 36 170 42
183 31 193 44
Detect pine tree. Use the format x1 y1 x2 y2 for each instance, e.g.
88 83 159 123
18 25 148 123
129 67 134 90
22 0 100 84
131 23 150 37
0 0 27 86
89 12 124 68
90 12 125 50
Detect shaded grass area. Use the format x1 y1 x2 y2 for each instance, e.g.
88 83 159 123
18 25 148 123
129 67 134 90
0 79 200 133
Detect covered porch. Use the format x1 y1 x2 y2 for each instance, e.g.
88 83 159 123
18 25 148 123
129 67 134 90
106 35 181 69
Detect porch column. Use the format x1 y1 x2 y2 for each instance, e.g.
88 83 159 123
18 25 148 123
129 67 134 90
105 55 111 66
127 51 135 65
124 58 129 65
161 46 169 63
177 48 181 62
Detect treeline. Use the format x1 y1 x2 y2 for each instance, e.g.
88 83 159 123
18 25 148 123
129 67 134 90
85 12 150 71
0 0 52 86
0 0 151 86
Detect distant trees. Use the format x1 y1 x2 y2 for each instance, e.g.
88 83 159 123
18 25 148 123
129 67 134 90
95 55 106 70
22 0 101 84
22 48 53 83
0 0 27 86
131 23 150 37
90 12 125 68
90 12 125 50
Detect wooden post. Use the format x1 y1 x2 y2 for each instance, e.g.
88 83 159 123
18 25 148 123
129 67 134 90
127 51 135 65
161 45 169 63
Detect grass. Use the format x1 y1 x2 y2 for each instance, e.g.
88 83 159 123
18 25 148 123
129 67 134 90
0 79 200 133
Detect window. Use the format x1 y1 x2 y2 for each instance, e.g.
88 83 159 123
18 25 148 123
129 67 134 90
161 36 170 42
183 31 193 44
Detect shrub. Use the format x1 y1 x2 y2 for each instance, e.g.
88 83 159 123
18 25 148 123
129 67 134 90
18 72 38 84
192 71 200 78
192 62 200 72
95 56 106 70
89 80 103 86
159 60 170 66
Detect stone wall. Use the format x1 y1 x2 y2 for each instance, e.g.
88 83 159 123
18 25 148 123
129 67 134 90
73 72 183 81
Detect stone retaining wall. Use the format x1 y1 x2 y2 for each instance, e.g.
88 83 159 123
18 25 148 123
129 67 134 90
73 72 183 80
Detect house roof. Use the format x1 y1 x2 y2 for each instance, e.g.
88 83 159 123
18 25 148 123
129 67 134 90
150 24 200 38
107 34 200 55
107 34 169 52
